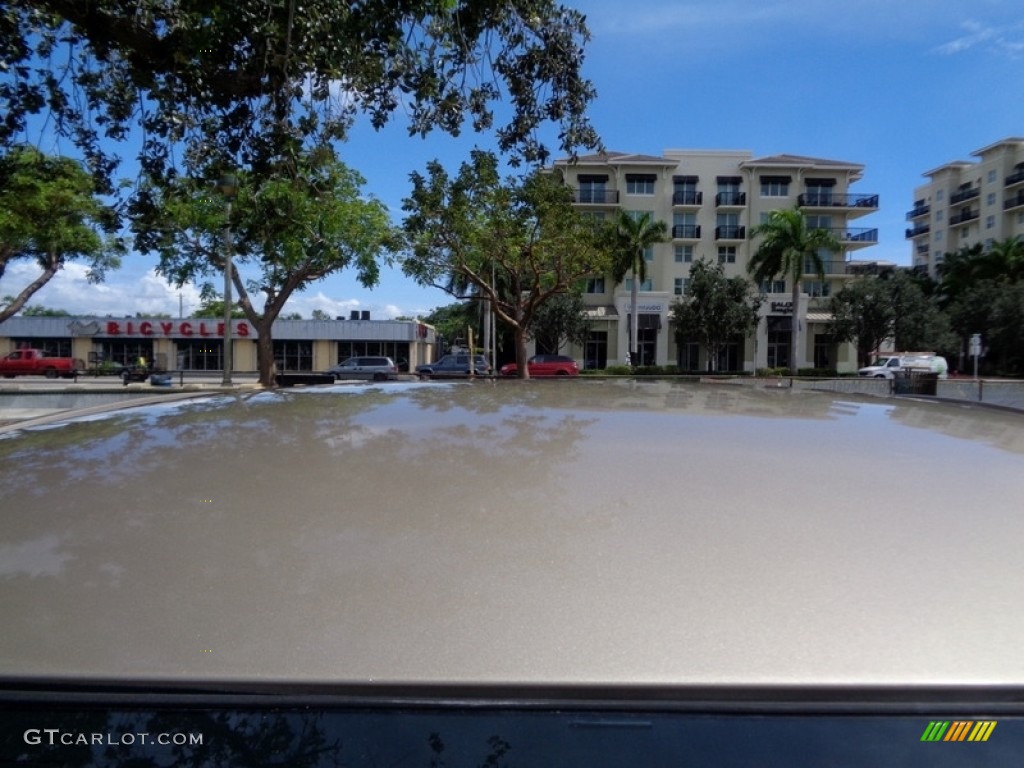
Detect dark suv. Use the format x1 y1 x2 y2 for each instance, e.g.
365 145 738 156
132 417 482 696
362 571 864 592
415 353 491 378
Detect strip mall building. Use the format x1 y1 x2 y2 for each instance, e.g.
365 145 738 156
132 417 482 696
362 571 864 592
0 314 437 373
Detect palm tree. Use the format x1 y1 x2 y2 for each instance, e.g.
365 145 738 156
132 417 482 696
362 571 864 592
748 207 841 373
611 210 668 365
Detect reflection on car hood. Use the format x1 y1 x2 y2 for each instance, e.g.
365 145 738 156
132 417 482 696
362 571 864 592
2 380 1024 693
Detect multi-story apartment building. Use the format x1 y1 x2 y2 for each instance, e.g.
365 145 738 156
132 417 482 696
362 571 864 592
907 137 1024 277
552 150 880 372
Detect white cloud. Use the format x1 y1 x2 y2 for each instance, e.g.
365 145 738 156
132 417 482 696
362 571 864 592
934 19 1024 58
0 262 203 317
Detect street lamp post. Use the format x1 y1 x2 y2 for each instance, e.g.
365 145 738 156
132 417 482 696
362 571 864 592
218 174 238 386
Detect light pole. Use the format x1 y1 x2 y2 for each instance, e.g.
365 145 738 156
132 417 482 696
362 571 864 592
218 173 237 386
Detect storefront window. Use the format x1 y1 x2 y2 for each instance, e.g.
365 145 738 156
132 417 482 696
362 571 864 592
584 331 607 370
92 341 155 367
12 338 72 357
337 342 410 371
177 341 223 371
274 341 313 371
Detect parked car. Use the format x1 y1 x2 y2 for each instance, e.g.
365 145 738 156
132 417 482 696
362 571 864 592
0 348 84 379
858 353 949 379
500 354 580 377
415 353 491 378
327 356 399 381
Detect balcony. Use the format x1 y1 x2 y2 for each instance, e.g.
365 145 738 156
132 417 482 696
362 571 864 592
829 227 878 248
798 192 880 211
571 189 619 205
715 191 746 207
715 225 746 240
905 224 930 239
950 187 979 206
949 209 978 226
672 190 703 206
1005 169 1024 188
906 203 930 220
804 259 851 276
1004 192 1024 211
672 224 701 240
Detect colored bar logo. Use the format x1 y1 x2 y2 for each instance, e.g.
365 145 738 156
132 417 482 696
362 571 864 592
921 721 996 742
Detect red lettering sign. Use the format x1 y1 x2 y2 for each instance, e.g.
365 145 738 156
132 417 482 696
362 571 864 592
160 321 173 336
180 322 192 337
106 321 120 335
140 321 153 336
237 322 250 337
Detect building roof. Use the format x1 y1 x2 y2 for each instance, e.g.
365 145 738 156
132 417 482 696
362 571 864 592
742 153 864 170
555 151 677 167
971 136 1024 158
921 160 976 178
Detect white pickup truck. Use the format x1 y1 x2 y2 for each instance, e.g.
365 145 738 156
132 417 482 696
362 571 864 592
858 353 948 379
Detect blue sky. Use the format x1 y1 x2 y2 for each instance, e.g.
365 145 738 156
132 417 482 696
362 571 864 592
3 0 1024 319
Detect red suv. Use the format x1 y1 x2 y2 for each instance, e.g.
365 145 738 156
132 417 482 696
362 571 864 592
500 354 579 377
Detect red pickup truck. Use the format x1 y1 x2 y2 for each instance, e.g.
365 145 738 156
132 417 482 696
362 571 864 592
0 348 85 379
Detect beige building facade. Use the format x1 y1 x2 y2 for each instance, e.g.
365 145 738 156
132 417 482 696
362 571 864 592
907 137 1024 278
553 150 880 373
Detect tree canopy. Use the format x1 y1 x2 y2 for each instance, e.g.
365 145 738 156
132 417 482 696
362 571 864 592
0 146 122 322
137 147 395 385
748 207 840 371
671 259 762 372
401 150 611 377
2 0 600 189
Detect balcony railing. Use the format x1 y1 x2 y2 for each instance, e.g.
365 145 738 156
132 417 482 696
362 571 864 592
715 192 746 207
949 209 978 226
715 225 746 240
672 190 703 206
906 204 930 219
571 189 619 205
950 187 979 205
672 224 701 239
804 259 851 276
1005 169 1024 187
905 224 930 238
828 227 878 244
798 192 880 209
1004 192 1024 211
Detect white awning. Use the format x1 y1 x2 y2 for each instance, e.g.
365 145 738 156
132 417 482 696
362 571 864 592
806 311 833 323
585 305 618 319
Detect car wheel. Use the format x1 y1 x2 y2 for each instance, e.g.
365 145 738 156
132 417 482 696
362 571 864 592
372 372 386 381
44 367 58 379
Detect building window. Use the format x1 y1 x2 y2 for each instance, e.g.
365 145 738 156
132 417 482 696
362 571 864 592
674 277 691 295
987 192 996 206
12 337 73 358
936 189 944 202
717 178 743 206
760 279 786 294
577 177 607 204
626 174 656 195
935 231 943 242
936 210 943 222
625 278 653 291
585 331 608 370
987 215 996 229
803 281 831 297
760 176 790 197
643 245 655 262
717 246 736 264
274 341 313 371
178 340 223 371
673 177 700 205
585 277 606 294
674 245 693 263
988 169 997 183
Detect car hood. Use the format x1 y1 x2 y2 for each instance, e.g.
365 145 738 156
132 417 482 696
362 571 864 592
2 380 1024 694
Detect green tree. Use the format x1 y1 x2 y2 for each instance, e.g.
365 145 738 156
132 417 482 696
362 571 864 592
402 150 612 378
422 302 479 350
311 309 331 321
0 146 122 322
610 210 669 366
747 207 841 372
141 148 395 386
670 259 762 372
528 290 590 355
2 1 599 189
21 304 72 317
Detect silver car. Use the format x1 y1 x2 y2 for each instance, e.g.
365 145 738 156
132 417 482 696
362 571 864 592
2 381 1024 764
327 355 398 381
